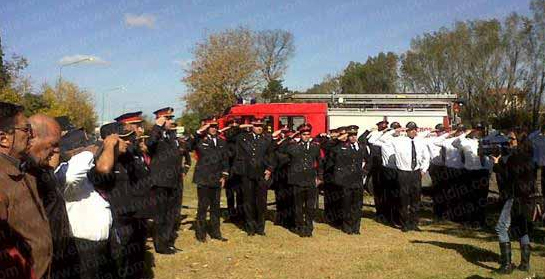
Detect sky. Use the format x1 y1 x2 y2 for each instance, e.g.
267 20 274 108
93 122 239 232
0 0 531 121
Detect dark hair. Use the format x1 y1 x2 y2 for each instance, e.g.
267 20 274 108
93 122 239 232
0 102 24 132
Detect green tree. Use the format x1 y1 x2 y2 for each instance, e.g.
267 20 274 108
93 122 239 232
255 30 295 83
261 79 289 103
39 80 97 132
182 27 261 116
0 35 9 89
340 52 398 94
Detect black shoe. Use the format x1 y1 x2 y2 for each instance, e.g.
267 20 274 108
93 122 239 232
401 227 410 233
247 231 255 236
518 244 530 271
212 236 228 242
156 247 177 255
256 231 266 236
496 242 514 274
196 236 207 243
170 245 183 252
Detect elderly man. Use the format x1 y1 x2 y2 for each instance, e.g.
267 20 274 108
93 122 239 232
28 114 79 279
0 102 52 279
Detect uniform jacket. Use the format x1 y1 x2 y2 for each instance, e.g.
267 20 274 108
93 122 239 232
279 139 323 187
146 124 183 188
327 141 372 188
230 131 275 180
192 133 230 187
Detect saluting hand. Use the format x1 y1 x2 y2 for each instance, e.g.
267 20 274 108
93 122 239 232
156 116 167 127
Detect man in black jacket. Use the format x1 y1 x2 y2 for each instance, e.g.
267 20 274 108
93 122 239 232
328 125 372 234
28 114 79 279
231 117 275 236
88 122 146 279
146 107 183 254
192 119 230 242
279 124 323 237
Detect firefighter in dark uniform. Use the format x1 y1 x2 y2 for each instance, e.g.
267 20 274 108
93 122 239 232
272 127 298 229
323 127 349 227
231 117 275 236
88 122 147 278
192 119 230 242
223 118 246 223
328 125 372 234
146 107 183 254
279 124 323 237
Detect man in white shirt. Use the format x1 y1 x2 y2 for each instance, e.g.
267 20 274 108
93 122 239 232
436 124 467 221
390 122 430 232
55 142 114 279
528 125 545 205
452 123 492 227
371 122 401 225
425 124 450 220
365 120 389 222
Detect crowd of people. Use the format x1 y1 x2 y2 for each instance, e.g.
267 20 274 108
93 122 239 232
0 100 543 278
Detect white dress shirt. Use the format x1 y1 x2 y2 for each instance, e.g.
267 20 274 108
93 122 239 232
452 135 492 171
390 136 430 172
374 129 397 168
367 130 384 145
529 130 545 166
426 133 449 166
55 151 112 241
438 136 464 169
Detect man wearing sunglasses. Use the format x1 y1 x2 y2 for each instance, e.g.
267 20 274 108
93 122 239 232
0 102 52 279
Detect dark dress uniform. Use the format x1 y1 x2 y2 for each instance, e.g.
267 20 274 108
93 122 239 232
192 133 230 241
272 136 294 228
88 147 148 279
280 139 323 236
328 140 371 234
322 137 345 227
231 131 275 235
224 127 244 221
146 124 183 253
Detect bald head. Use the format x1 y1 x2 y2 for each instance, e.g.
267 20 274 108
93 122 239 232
28 114 62 168
29 114 61 139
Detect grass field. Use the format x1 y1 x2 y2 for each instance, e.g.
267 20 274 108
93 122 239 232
146 171 545 279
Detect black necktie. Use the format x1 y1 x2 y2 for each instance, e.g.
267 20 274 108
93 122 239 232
352 143 357 151
411 140 417 170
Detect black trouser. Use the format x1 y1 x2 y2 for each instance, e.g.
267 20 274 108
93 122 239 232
153 186 179 250
371 163 384 219
275 181 294 228
111 217 147 279
226 174 243 219
196 186 222 239
381 166 399 225
241 177 268 234
171 183 184 245
74 238 113 279
443 167 466 221
325 183 344 227
430 164 447 219
467 169 490 226
397 170 422 230
342 187 364 234
293 186 317 235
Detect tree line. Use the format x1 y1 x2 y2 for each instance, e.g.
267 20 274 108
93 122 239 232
181 0 545 130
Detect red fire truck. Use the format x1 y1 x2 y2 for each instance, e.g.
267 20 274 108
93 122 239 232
218 93 460 137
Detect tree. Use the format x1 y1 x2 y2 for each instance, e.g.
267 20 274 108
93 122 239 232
255 30 295 83
261 79 289 103
305 74 342 94
0 35 9 89
183 27 261 117
340 52 399 94
39 80 97 132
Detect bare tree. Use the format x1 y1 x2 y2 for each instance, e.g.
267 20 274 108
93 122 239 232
255 30 295 83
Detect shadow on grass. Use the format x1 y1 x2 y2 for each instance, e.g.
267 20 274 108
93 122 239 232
465 275 494 279
411 240 498 271
423 227 497 242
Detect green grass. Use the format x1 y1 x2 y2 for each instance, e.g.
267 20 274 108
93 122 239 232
147 168 545 279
